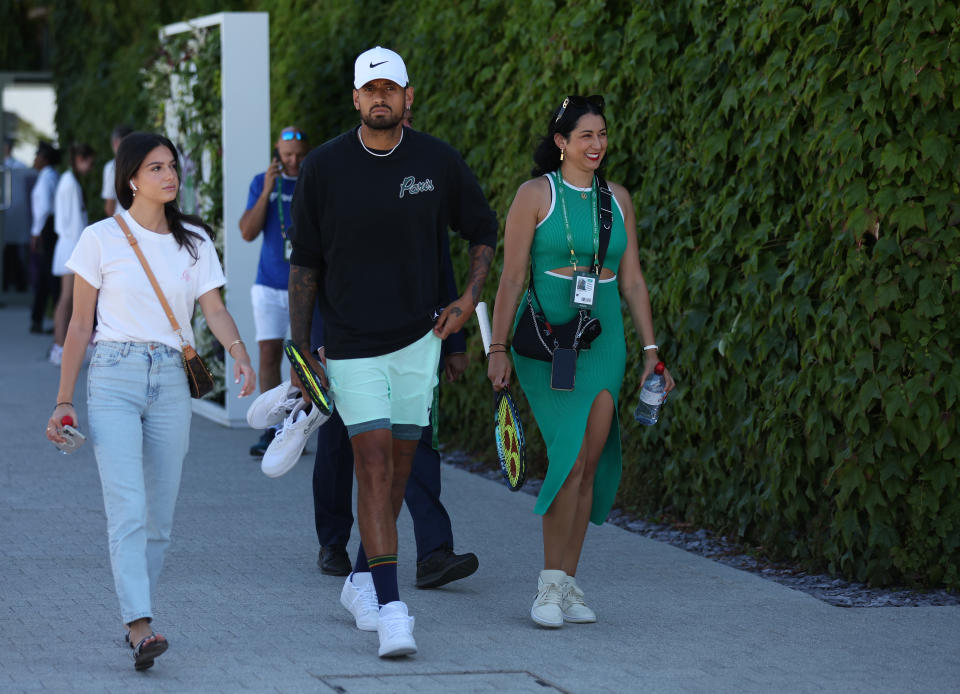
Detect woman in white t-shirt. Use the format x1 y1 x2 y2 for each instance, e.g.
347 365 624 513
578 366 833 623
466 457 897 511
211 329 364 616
49 143 96 365
45 132 256 671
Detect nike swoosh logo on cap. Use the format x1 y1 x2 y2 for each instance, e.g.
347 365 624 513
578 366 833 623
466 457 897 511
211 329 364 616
370 60 388 68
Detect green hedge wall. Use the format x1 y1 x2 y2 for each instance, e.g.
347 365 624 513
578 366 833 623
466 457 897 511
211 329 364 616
50 0 960 589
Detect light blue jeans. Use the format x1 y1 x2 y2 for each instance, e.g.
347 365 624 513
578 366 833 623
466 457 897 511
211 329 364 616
86 341 191 625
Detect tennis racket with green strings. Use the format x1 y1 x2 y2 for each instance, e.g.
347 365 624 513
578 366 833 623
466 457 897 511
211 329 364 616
283 339 334 416
477 302 527 491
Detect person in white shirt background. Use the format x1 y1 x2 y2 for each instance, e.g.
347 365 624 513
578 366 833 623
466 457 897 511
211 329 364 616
102 124 133 217
49 143 96 366
29 141 61 334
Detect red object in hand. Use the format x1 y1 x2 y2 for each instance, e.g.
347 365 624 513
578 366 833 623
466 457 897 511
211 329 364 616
61 416 74 426
654 361 665 375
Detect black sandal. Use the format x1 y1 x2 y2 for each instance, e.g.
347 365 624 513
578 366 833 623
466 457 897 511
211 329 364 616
132 632 169 671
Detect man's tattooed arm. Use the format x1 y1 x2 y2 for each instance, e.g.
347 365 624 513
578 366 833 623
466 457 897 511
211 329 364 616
465 244 494 306
289 264 320 352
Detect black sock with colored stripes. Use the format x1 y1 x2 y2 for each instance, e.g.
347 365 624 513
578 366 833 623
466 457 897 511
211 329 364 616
367 554 399 606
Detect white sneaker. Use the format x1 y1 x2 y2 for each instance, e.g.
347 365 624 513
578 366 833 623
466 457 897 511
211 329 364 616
531 569 565 628
377 601 417 658
260 399 327 478
339 572 379 631
48 343 63 366
246 380 301 429
560 575 597 623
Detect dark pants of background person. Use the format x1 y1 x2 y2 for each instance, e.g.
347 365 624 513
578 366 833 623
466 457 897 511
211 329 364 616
313 408 454 562
30 221 60 328
3 243 29 292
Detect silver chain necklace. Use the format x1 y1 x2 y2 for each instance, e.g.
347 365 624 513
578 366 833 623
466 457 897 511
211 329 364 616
357 126 403 157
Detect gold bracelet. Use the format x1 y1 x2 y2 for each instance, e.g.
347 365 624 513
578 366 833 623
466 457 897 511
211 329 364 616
227 339 245 357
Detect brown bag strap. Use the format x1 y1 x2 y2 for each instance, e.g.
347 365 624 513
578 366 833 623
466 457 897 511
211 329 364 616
114 214 187 347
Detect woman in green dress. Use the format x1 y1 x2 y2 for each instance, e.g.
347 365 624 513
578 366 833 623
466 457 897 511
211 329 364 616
488 95 675 628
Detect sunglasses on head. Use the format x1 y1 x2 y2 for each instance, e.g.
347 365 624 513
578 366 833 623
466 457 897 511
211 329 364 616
554 95 605 124
280 130 306 141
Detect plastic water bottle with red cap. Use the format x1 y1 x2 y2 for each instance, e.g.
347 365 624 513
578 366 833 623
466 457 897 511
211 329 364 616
633 361 668 426
52 415 87 454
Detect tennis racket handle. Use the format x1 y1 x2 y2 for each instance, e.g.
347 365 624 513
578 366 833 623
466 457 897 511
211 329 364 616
476 301 492 355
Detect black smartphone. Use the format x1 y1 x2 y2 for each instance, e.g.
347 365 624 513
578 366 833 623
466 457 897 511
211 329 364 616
272 148 281 174
550 348 577 391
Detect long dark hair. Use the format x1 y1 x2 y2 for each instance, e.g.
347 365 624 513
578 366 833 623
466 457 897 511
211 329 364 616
115 132 213 260
531 96 607 177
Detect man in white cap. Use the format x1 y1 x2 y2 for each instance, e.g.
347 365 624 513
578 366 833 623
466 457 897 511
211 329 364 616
288 46 497 658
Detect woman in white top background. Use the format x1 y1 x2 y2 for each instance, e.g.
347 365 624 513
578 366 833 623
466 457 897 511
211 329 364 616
45 132 256 671
29 142 60 334
49 143 96 365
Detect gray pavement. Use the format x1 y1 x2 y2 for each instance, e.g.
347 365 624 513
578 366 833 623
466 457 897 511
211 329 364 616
2 303 958 693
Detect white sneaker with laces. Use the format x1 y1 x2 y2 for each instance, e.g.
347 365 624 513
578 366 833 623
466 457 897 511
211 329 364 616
377 601 417 657
560 575 597 623
339 572 379 631
246 380 301 429
260 399 327 478
531 569 566 628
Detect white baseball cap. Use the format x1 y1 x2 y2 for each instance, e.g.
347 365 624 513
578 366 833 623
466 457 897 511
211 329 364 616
354 46 409 89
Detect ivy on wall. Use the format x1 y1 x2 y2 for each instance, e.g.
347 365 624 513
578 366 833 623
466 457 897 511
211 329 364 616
50 0 960 589
143 25 226 401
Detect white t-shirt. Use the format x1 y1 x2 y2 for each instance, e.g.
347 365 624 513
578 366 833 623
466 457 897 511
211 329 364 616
101 159 116 200
66 210 226 352
52 170 87 276
101 159 127 212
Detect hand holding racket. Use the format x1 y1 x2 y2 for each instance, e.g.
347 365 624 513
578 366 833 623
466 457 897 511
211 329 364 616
477 302 511 391
284 339 334 416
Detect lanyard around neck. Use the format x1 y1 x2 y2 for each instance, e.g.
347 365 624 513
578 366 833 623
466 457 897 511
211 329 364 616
275 177 288 238
554 170 599 272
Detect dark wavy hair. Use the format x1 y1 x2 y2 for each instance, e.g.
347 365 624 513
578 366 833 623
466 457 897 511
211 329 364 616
114 132 213 260
531 96 607 177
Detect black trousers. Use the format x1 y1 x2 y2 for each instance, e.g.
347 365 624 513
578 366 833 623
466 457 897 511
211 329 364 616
30 223 59 327
312 409 455 563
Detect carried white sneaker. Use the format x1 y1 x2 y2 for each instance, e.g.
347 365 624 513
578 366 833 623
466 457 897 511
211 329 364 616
260 399 327 478
560 575 597 623
339 572 379 631
246 380 301 429
531 569 566 628
377 601 417 658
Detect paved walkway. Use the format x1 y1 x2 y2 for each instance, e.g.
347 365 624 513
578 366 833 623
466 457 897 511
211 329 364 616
1 304 958 693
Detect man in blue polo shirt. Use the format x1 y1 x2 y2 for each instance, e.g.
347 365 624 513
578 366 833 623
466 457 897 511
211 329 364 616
239 126 309 455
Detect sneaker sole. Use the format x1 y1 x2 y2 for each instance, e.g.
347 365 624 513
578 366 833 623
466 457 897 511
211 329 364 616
378 641 417 657
415 555 479 589
530 609 563 628
562 612 597 623
261 456 300 478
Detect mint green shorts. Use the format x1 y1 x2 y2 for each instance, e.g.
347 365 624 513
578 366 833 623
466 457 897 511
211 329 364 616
326 330 442 440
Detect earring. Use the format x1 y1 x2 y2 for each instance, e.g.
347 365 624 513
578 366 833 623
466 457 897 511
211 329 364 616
560 149 565 162
130 180 138 197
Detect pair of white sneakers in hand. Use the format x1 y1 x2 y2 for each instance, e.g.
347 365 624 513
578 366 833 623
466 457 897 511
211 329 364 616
246 380 330 478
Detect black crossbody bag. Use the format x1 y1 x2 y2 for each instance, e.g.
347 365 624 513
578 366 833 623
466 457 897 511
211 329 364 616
511 175 614 382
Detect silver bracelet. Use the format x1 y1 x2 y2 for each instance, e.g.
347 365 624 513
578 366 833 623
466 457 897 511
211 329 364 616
643 344 658 352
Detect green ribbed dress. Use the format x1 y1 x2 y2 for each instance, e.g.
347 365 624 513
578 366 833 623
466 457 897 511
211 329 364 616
512 173 628 525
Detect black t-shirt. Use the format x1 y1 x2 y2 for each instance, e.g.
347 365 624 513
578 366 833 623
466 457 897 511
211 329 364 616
290 126 498 359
